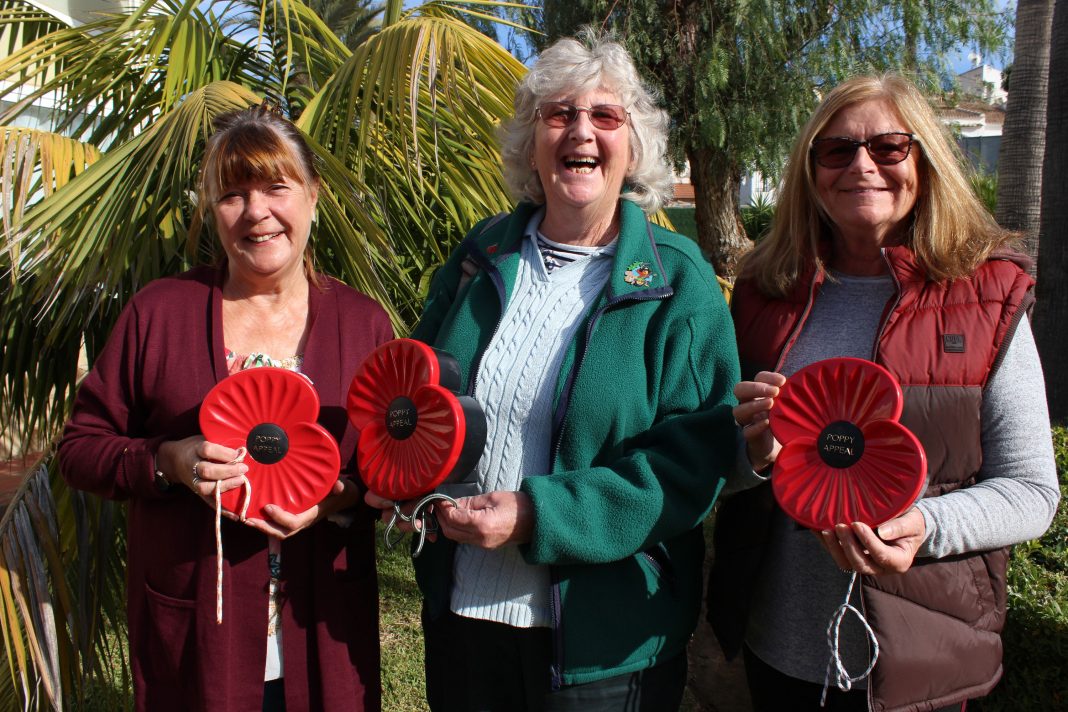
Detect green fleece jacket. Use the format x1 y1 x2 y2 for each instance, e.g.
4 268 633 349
411 199 740 685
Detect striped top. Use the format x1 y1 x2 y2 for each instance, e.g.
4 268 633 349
536 232 604 273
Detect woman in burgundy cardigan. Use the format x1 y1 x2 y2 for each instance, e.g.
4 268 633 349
58 105 392 711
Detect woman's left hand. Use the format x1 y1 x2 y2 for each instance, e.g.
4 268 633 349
245 478 363 539
435 491 534 549
816 508 926 575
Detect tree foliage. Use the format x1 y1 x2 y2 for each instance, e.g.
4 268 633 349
536 0 1012 277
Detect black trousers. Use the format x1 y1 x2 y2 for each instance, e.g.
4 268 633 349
424 607 688 712
262 679 285 712
743 645 966 712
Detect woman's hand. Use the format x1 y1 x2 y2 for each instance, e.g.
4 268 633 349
435 492 534 549
246 478 363 539
816 508 926 575
733 371 787 471
156 436 249 502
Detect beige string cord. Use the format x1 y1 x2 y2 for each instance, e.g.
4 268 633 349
214 447 251 624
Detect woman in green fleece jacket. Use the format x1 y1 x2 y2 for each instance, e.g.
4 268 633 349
367 31 741 711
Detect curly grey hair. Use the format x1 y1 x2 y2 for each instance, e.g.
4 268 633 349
499 31 673 214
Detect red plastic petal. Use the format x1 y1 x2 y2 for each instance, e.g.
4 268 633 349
200 368 320 444
347 339 442 430
772 419 926 530
358 384 471 500
770 357 903 445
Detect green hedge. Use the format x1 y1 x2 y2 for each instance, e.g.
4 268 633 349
664 199 775 245
663 207 698 241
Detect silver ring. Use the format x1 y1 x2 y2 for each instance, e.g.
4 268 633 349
191 460 203 488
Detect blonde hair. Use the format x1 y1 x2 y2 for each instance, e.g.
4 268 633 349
743 74 1016 296
197 104 321 282
499 29 672 214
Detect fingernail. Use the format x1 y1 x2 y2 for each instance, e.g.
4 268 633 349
238 465 249 474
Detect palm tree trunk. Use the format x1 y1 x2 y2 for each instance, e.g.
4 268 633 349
1035 0 1068 423
996 0 1053 274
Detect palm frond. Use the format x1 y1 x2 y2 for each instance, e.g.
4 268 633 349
0 462 128 711
300 11 524 292
0 128 100 454
0 3 68 49
0 0 273 146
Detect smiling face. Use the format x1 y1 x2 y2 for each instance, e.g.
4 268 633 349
532 88 632 231
212 174 318 289
814 99 921 257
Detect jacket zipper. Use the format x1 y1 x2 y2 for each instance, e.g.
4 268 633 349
870 250 903 363
463 247 508 396
774 273 822 371
857 251 898 710
546 288 672 689
987 287 1034 383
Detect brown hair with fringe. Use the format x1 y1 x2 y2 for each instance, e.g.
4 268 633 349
742 74 1016 297
198 102 322 284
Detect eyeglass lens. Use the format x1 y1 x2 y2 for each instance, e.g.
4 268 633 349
811 133 915 168
538 102 629 130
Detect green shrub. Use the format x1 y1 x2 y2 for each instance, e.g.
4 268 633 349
970 170 998 215
975 426 1068 711
740 193 776 242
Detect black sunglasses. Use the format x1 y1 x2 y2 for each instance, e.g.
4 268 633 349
810 132 917 168
536 102 630 130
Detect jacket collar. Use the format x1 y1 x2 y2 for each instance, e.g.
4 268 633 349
471 199 673 300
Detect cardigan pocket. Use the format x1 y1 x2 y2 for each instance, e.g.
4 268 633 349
143 581 197 688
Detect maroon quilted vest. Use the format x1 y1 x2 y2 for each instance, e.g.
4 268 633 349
714 246 1034 712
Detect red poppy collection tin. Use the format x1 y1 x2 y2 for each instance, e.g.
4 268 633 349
768 357 927 530
199 367 341 520
347 338 487 501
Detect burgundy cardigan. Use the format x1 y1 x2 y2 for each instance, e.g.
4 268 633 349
59 266 393 712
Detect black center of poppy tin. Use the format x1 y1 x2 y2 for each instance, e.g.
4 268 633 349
386 396 419 440
247 423 289 464
816 420 865 468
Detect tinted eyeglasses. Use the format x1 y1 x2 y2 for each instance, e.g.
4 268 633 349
810 132 917 168
536 102 630 130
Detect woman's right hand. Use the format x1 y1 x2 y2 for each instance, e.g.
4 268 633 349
733 371 787 472
156 436 250 502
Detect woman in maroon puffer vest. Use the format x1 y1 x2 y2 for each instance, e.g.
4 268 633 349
708 74 1059 712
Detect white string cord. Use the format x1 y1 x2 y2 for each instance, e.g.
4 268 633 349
820 571 880 707
214 448 250 624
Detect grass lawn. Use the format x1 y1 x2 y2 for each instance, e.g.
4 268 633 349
376 527 428 710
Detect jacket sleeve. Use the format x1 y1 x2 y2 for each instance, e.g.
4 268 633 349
58 297 168 501
520 266 742 566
